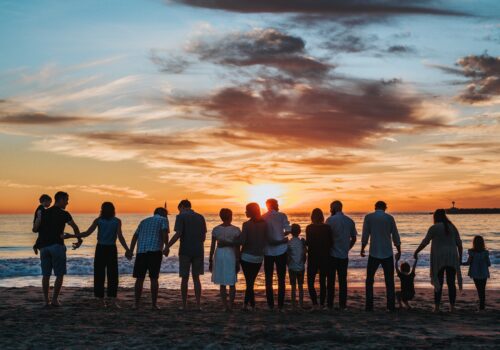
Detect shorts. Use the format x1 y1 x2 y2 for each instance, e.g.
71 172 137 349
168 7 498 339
133 251 162 279
179 255 204 278
40 244 67 277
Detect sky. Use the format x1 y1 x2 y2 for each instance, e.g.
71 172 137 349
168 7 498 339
0 0 499 214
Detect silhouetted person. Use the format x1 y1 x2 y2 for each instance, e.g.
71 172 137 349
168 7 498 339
287 224 306 309
239 202 268 311
33 191 81 307
306 208 332 309
168 199 207 311
414 209 462 312
395 257 417 309
326 200 357 310
77 202 131 308
262 198 291 311
462 235 490 311
361 201 401 311
32 194 52 255
129 207 169 309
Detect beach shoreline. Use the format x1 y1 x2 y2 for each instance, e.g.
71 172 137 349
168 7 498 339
0 286 498 349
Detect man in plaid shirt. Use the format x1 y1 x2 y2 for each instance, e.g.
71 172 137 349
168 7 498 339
128 207 169 309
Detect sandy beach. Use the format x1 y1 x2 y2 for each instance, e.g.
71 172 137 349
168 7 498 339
0 286 498 349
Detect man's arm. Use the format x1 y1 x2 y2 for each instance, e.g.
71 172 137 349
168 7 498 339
167 231 181 249
360 217 369 257
161 227 170 256
391 217 401 260
128 233 138 259
282 214 291 235
349 222 358 251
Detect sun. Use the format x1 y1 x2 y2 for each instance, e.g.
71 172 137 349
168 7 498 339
246 184 285 211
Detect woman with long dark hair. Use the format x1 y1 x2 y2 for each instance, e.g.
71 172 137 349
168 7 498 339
305 208 333 309
414 209 463 312
78 202 131 307
239 202 268 310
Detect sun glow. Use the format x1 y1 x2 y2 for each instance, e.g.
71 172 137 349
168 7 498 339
246 184 285 211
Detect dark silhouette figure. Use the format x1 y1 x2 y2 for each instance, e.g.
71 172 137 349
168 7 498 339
462 235 490 310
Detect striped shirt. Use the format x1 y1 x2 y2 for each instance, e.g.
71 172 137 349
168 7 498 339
135 214 169 254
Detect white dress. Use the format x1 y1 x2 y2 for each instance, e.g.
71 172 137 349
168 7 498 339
212 225 241 286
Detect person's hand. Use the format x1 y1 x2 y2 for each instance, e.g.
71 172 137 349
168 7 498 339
72 238 83 250
209 260 213 273
360 248 366 257
413 251 418 260
395 252 401 261
163 247 169 257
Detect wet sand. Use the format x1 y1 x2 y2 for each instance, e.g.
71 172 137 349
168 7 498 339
0 286 498 349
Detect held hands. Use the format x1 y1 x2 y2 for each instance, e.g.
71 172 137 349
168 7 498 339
413 251 419 260
72 238 83 250
395 251 401 261
360 248 366 257
125 249 133 261
162 247 170 258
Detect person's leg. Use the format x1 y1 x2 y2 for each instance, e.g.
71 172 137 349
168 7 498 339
40 247 51 306
179 255 190 310
327 257 336 309
248 262 261 308
51 245 67 306
365 256 379 311
107 246 119 300
297 270 305 308
241 260 251 307
229 285 236 310
434 267 445 312
396 291 402 308
381 256 395 311
276 253 287 310
338 258 348 309
150 278 159 309
94 245 105 300
289 271 297 308
181 276 189 309
134 278 145 307
319 259 328 307
445 267 456 310
307 260 319 306
192 274 202 310
473 278 486 310
264 255 275 309
42 276 50 305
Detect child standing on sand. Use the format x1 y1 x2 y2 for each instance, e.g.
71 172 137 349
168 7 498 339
32 194 52 255
462 235 490 310
287 224 306 309
209 208 241 312
395 257 417 309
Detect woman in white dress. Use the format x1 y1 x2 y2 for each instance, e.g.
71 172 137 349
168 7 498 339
209 208 241 311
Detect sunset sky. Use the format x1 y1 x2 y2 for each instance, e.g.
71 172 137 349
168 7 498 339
0 0 499 214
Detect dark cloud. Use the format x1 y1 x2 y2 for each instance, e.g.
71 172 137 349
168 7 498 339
287 155 367 170
188 28 331 79
433 53 500 104
439 156 463 164
81 132 200 149
0 112 91 125
150 50 190 74
172 0 469 17
387 45 417 54
321 33 378 53
171 77 446 148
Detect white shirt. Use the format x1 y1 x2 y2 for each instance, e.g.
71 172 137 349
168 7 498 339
362 210 400 259
326 212 357 259
262 210 291 256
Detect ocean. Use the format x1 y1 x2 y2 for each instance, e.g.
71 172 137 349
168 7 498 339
0 213 498 290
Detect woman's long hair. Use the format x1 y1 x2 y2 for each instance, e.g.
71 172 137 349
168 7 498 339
100 202 116 220
246 202 261 221
433 209 453 235
472 235 486 252
311 208 325 224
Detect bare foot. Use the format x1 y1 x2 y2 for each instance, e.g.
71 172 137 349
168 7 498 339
51 300 61 307
433 305 440 313
449 305 455 313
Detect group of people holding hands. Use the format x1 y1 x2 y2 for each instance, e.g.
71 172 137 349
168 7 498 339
33 192 491 312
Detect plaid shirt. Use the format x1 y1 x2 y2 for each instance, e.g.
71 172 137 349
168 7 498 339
135 214 169 254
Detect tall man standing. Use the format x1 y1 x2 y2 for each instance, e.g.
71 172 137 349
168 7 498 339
33 191 82 307
128 207 169 309
168 199 207 311
326 200 357 310
361 201 401 311
262 198 291 311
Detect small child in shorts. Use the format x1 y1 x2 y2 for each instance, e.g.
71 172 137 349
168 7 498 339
395 256 417 309
287 224 306 309
32 194 52 255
